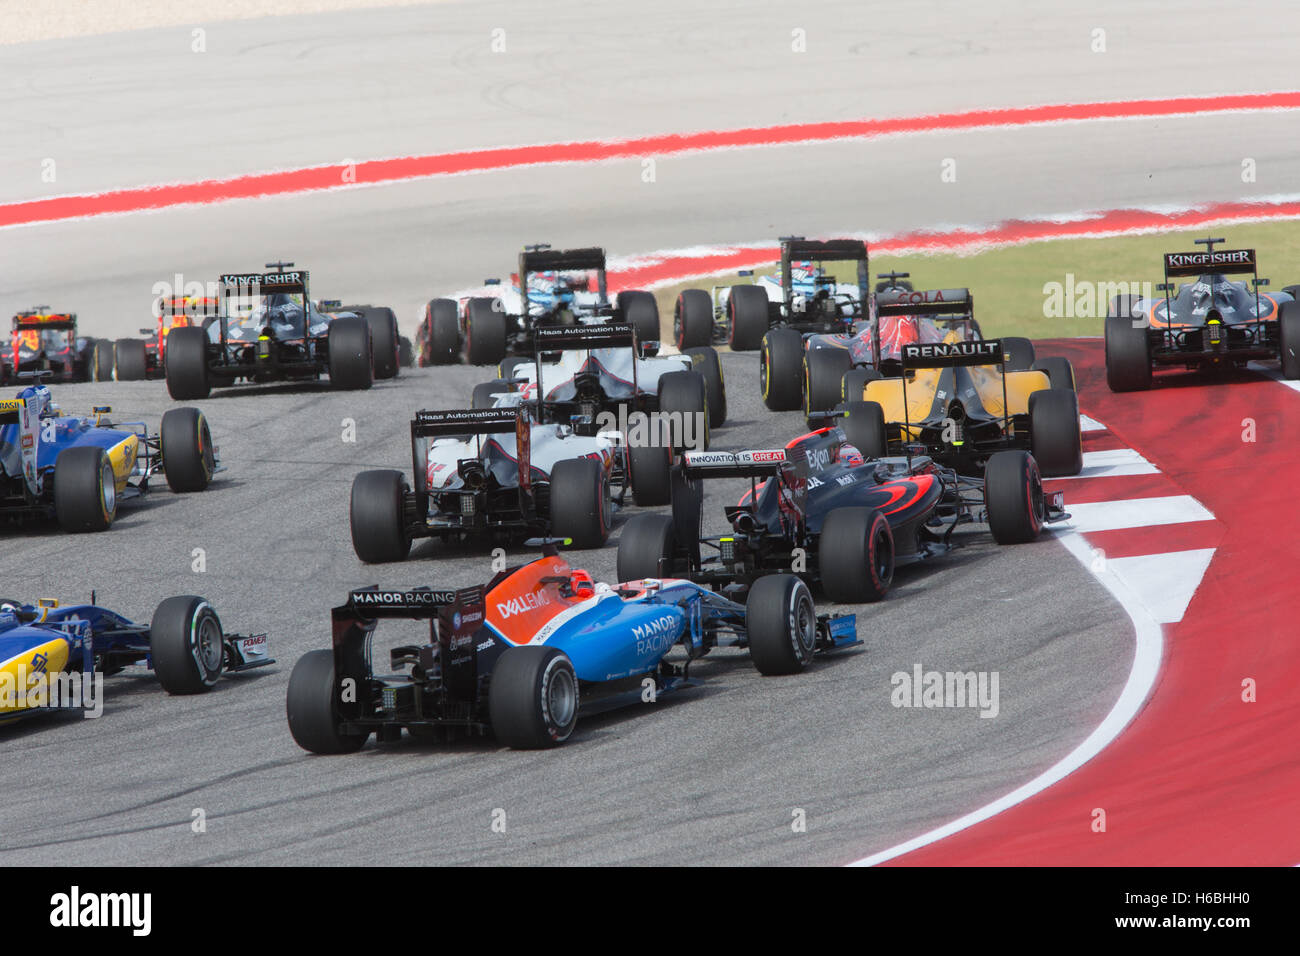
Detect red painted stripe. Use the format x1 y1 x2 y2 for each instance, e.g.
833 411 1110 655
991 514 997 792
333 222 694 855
1048 471 1179 504
1077 520 1223 560
4 92 1300 229
888 340 1300 865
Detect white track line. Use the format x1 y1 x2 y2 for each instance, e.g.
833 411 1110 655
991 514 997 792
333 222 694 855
1061 448 1159 479
1064 495 1213 533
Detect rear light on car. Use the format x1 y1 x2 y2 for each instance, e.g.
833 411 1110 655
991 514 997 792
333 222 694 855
459 494 477 516
719 537 735 563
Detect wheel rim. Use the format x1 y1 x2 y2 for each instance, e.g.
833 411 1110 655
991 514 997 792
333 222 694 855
195 614 223 675
546 664 577 729
790 589 816 658
199 415 215 477
100 460 116 518
873 521 893 586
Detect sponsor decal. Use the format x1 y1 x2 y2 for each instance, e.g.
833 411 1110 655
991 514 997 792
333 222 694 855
1164 249 1254 270
903 341 1000 362
739 449 787 464
496 590 553 618
633 615 679 656
475 638 495 652
350 589 455 607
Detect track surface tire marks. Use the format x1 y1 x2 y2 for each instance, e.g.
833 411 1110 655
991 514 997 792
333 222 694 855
0 355 1129 865
891 340 1300 865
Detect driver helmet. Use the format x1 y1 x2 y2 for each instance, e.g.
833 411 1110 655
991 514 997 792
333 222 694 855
568 568 596 598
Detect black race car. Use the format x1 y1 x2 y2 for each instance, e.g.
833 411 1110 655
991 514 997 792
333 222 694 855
417 245 661 366
1105 237 1300 389
163 263 401 399
616 425 1066 605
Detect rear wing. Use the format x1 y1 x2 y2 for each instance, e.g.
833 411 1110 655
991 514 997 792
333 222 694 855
12 312 76 331
900 339 1005 370
680 448 790 480
219 271 310 296
876 288 973 317
335 585 478 620
518 246 609 316
1162 248 1257 278
410 407 534 493
779 237 870 307
532 323 639 416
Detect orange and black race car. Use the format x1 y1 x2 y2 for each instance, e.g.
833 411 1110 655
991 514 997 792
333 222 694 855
1105 236 1300 390
6 308 98 384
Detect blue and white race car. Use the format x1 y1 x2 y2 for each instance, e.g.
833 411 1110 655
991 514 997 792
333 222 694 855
0 379 218 532
0 594 271 724
286 545 859 751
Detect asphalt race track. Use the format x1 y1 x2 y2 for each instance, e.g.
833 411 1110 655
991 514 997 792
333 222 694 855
0 0 1295 866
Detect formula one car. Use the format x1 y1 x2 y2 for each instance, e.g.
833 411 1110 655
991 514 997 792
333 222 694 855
761 271 920 412
349 401 672 562
476 323 723 453
0 594 271 724
674 238 873 352
163 263 400 399
1105 237 1300 390
7 309 98 384
417 245 661 366
617 428 1067 604
285 545 859 751
317 299 412 370
105 294 220 382
842 308 1082 478
0 378 219 532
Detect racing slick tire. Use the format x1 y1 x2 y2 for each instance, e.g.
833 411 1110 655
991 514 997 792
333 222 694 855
819 506 894 604
760 327 805 411
160 407 216 492
113 338 148 381
985 450 1046 545
1002 336 1035 371
164 326 211 400
328 316 373 390
471 379 511 409
364 306 401 380
424 298 461 365
287 648 369 754
674 288 714 349
1104 313 1152 392
498 354 532 381
657 369 710 451
1031 356 1076 391
841 366 882 404
53 445 117 533
350 469 413 563
616 512 678 581
399 335 414 368
550 457 612 549
1109 294 1140 321
617 290 660 354
150 595 224 695
804 347 853 416
685 346 727 426
93 341 115 382
1281 285 1300 303
1279 301 1300 380
628 435 672 507
490 645 580 749
1029 389 1083 477
746 575 817 676
727 284 770 351
840 400 887 459
465 297 507 366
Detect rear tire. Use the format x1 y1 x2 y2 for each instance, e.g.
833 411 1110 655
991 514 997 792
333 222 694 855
365 306 400 379
1002 336 1035 371
287 648 369 754
490 646 579 749
985 450 1045 544
93 341 115 382
684 346 726 426
54 446 117 532
840 400 887 459
465 297 507 366
471 379 510 409
674 289 714 349
1104 314 1152 392
1279 301 1300 380
549 457 611 548
657 369 710 451
350 469 412 563
1031 356 1076 391
424 299 461 365
327 316 373 390
746 575 817 676
818 506 894 603
150 595 224 695
617 290 660 352
727 284 769 351
617 512 677 581
114 338 148 381
160 407 215 492
841 366 882 404
760 327 804 411
1029 389 1083 477
627 437 672 507
804 347 853 415
164 326 211 400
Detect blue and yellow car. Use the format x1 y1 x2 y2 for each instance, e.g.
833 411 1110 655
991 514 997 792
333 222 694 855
0 379 218 532
0 595 272 724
